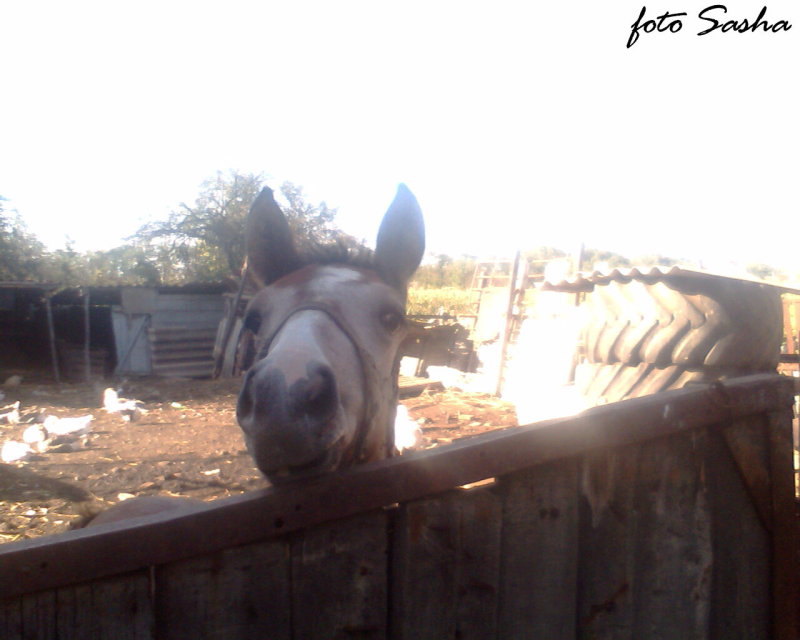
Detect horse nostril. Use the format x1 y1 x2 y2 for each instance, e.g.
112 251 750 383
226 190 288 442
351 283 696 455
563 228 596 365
300 364 337 422
237 360 339 440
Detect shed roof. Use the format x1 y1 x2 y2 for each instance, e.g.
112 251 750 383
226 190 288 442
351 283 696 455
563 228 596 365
540 265 800 295
0 281 60 292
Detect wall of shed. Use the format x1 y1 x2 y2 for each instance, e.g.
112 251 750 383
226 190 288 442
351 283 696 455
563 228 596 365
113 289 224 378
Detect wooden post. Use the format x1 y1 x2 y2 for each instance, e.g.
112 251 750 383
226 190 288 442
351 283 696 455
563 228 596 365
782 298 795 357
496 251 521 396
213 260 248 379
44 293 60 384
574 242 585 307
83 287 91 382
766 407 800 640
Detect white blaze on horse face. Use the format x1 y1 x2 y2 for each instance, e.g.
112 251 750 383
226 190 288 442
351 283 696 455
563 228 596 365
303 265 410 366
267 310 339 388
272 264 409 363
270 309 364 451
305 264 369 291
266 309 366 425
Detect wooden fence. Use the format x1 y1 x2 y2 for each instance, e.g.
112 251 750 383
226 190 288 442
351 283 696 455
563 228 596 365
1 374 798 639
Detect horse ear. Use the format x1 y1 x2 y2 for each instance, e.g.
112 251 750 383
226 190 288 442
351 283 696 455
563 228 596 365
375 184 425 290
246 187 302 287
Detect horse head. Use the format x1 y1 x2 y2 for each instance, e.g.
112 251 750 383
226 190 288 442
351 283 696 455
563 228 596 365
236 185 424 484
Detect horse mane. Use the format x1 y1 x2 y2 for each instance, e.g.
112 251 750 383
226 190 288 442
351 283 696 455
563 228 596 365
298 234 377 271
245 234 380 293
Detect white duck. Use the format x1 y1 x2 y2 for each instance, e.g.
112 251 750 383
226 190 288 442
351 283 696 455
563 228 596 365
22 423 49 453
394 405 423 452
103 388 147 421
43 414 94 438
1 440 31 463
0 401 20 425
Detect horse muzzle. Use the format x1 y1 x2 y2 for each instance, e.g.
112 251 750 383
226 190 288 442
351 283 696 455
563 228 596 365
236 358 348 481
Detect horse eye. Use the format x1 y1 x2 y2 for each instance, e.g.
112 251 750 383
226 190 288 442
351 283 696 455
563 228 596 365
379 309 404 333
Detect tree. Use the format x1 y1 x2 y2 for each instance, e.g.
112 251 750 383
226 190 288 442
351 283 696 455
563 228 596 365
634 254 680 269
0 197 47 281
135 171 340 282
37 241 86 285
525 247 569 276
81 246 162 286
278 181 339 247
579 248 632 272
136 171 262 279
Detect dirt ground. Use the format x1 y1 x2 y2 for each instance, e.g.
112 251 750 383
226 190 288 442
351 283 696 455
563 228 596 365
0 376 517 544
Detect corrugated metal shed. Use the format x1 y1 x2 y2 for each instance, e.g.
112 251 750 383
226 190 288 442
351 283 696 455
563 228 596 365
113 286 226 378
149 293 224 378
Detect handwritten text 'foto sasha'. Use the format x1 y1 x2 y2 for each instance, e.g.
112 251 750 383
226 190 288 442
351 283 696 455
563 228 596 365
627 5 791 48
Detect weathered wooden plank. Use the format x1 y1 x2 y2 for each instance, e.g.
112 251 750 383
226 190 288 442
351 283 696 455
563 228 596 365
391 494 459 639
497 460 579 639
704 428 770 639
0 572 152 640
576 445 641 639
455 487 503 640
0 375 791 601
148 327 219 338
0 597 23 639
21 591 58 640
291 511 387 640
390 487 502 639
155 540 290 640
153 295 225 313
629 431 712 640
57 572 153 640
722 415 772 529
0 590 58 640
766 408 800 640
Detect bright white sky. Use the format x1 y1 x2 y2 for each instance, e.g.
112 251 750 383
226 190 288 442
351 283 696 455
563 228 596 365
1 1 798 272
